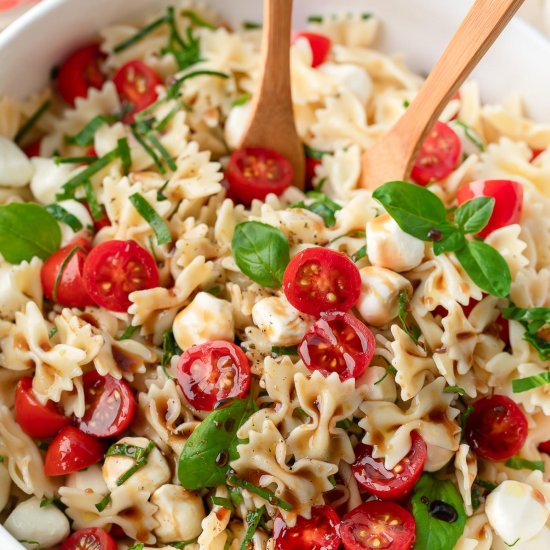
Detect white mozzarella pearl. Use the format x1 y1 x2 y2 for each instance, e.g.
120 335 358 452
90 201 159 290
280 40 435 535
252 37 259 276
66 464 108 493
30 158 76 204
0 136 34 187
224 102 252 150
319 62 373 104
56 199 94 246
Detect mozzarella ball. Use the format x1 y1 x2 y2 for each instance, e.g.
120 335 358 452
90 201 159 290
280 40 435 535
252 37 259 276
0 459 11 512
356 266 412 326
494 527 550 550
66 464 108 493
486 480 549 545
366 213 425 272
56 199 94 246
319 62 373 104
30 158 76 204
252 295 313 346
0 136 34 187
4 497 70 549
152 484 205 542
173 292 234 351
224 102 252 150
102 436 170 493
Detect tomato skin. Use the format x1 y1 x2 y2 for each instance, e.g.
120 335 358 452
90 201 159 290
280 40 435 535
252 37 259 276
41 237 96 308
465 394 528 461
539 440 550 455
299 311 375 380
14 377 70 438
411 121 461 185
44 426 104 476
340 501 416 550
352 432 427 500
226 147 294 205
23 140 41 157
57 44 106 106
77 371 136 438
82 200 111 232
283 248 361 317
456 179 523 238
293 32 332 67
83 240 159 312
176 341 251 411
305 156 321 189
61 527 117 550
274 505 340 550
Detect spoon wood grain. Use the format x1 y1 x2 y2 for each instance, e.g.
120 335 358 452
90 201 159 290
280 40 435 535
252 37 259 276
360 0 525 189
239 0 305 189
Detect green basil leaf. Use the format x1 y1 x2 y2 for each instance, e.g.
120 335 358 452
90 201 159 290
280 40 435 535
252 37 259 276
181 9 216 29
352 245 367 263
232 93 251 107
232 222 290 288
454 197 494 234
65 114 118 146
304 144 330 160
44 204 83 232
432 226 466 255
505 456 545 472
455 239 511 298
443 386 466 395
178 397 257 489
372 181 447 241
397 290 421 343
271 346 298 356
503 304 550 360
239 506 266 550
162 330 181 369
0 203 61 263
411 474 467 550
14 99 51 145
512 372 550 393
113 12 169 53
129 192 172 245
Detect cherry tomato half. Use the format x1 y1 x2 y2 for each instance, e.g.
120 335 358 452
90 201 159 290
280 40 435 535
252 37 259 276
283 248 361 317
23 140 41 158
539 440 550 455
411 121 461 186
299 311 375 380
340 501 416 550
226 147 294 205
83 240 159 312
113 60 162 123
57 44 106 106
352 432 427 500
14 377 70 439
293 32 332 67
41 237 96 308
61 527 117 550
464 394 528 461
44 426 104 476
456 179 523 238
274 505 340 550
76 371 136 438
176 341 251 411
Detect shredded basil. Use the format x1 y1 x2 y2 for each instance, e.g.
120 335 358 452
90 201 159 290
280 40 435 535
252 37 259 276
503 304 550 361
291 191 342 227
53 155 97 165
403 99 411 108
211 495 235 512
512 372 550 393
271 346 298 356
471 479 497 511
243 21 262 29
169 541 197 549
454 120 485 151
129 192 172 245
373 362 397 385
330 230 366 243
351 245 367 263
15 99 51 145
83 180 103 221
118 324 140 341
162 330 181 373
18 541 41 549
94 493 112 512
52 245 81 302
44 204 83 232
304 144 330 160
130 125 166 174
113 13 169 53
156 180 170 201
443 386 466 395
65 114 119 146
155 100 188 132
307 15 323 23
227 474 293 511
128 544 145 550
162 7 203 71
147 133 177 171
239 506 266 550
118 137 132 175
232 93 252 107
205 285 222 296
0 455 4 463
398 289 421 343
106 440 157 486
505 456 545 472
181 9 216 29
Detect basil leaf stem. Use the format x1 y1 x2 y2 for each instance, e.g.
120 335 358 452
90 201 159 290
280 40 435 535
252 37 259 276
397 290 421 343
351 245 367 263
14 99 51 144
304 144 330 160
227 475 293 511
129 192 172 245
44 204 83 232
83 180 103 221
454 120 485 151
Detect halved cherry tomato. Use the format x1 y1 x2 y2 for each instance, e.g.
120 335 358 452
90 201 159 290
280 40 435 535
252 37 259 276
352 432 427 500
61 527 117 550
14 377 70 438
23 140 41 157
44 426 104 476
274 505 340 550
283 248 361 317
57 44 106 106
292 32 332 67
539 440 550 455
456 179 523 238
465 394 528 461
77 371 136 438
41 237 96 308
340 501 416 550
299 311 375 380
411 121 461 185
226 147 294 205
176 341 251 411
113 60 162 123
83 240 159 312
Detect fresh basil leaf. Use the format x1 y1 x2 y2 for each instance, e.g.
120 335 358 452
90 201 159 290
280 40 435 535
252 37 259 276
432 226 466 255
232 222 290 288
232 93 251 107
455 239 511 298
512 372 550 393
292 197 340 227
0 203 61 263
454 197 494 234
128 544 145 550
162 330 181 369
94 493 112 512
54 155 96 165
178 397 257 489
44 204 83 232
65 114 118 146
505 456 545 472
304 144 330 160
398 290 421 343
372 181 447 241
271 346 298 356
118 324 139 341
129 192 172 245
211 496 235 511
411 474 467 550
502 304 550 361
83 180 102 221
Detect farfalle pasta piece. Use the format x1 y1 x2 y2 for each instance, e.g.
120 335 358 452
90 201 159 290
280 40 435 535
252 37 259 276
504 362 550 415
0 256 43 320
455 444 478 516
307 13 380 48
0 95 21 139
510 268 550 309
484 225 529 277
197 506 231 550
454 513 493 550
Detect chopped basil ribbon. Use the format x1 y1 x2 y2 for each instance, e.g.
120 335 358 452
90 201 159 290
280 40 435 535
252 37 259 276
113 12 169 53
14 99 51 145
168 541 197 549
128 544 145 550
210 495 235 512
232 93 251 107
130 125 165 174
106 441 157 486
162 7 203 71
307 15 324 23
271 346 298 356
227 474 293 511
471 479 497 511
351 245 367 263
155 100 188 133
53 155 97 165
373 362 397 385
118 324 140 341
52 245 81 302
65 114 119 146
83 180 103 221
156 180 170 201
181 9 216 29
291 191 342 227
0 455 4 462
443 386 466 395
512 372 550 394
397 289 421 343
505 456 545 472
453 120 485 151
205 285 221 296
239 506 266 550
161 329 181 373
44 204 83 232
304 143 331 160
48 326 59 339
129 192 172 245
330 230 366 243
147 133 177 171
94 493 112 512
503 304 550 361
243 21 262 29
118 137 132 174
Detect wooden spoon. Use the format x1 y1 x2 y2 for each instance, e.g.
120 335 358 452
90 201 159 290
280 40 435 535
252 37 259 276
239 0 305 189
360 0 525 189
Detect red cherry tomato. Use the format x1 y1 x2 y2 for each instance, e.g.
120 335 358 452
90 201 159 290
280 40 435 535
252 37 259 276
14 377 70 438
176 341 251 411
465 394 528 461
292 32 332 67
226 147 294 205
76 371 136 438
456 179 523 238
299 311 375 380
539 440 550 455
23 140 41 157
44 426 104 476
411 121 461 186
57 44 106 106
352 432 427 500
274 505 340 550
340 501 416 550
83 240 159 312
283 248 361 317
61 528 117 550
531 148 545 162
113 60 162 123
305 156 321 189
41 237 95 308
